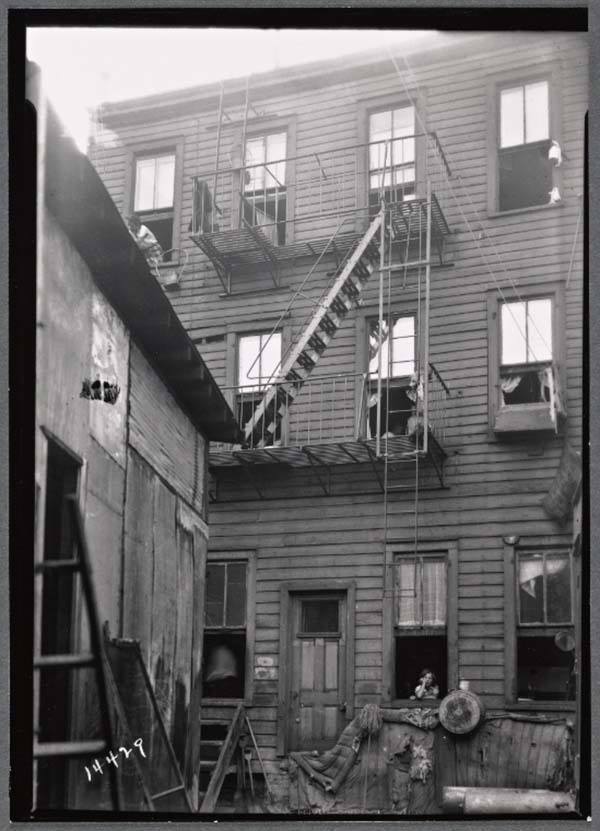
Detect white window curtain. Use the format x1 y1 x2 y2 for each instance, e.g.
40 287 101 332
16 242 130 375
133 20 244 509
395 557 446 626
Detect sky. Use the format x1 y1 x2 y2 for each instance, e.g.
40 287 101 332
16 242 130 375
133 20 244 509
27 28 439 152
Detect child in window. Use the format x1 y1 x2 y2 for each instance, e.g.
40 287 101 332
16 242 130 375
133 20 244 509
413 668 440 700
127 215 163 268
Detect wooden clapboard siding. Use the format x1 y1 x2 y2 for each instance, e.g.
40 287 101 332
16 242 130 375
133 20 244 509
91 33 585 773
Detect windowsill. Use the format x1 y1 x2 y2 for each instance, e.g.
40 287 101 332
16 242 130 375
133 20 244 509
488 201 565 220
389 699 440 709
494 402 560 434
505 700 576 713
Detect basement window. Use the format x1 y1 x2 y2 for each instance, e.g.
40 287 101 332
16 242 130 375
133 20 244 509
133 152 176 258
393 554 447 701
515 549 575 703
203 560 248 700
243 131 287 245
366 315 416 439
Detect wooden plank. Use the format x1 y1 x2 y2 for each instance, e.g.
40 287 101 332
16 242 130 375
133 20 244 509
200 703 245 812
122 450 155 668
150 479 178 742
172 525 195 772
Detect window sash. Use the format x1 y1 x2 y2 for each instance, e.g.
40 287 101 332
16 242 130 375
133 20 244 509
245 132 287 192
394 555 447 627
499 80 549 149
368 316 415 379
205 561 248 629
134 154 175 211
500 298 553 366
237 332 282 392
517 551 572 626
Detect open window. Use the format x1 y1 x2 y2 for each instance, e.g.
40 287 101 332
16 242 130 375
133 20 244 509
133 152 176 259
383 542 457 705
366 314 416 439
243 131 287 245
488 285 566 435
393 553 448 700
237 331 282 446
368 105 416 215
202 558 250 701
505 543 575 706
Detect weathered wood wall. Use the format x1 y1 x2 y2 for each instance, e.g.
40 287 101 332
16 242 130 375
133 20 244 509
90 31 587 795
36 208 209 808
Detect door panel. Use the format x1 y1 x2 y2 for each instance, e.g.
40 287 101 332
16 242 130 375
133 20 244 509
289 593 347 752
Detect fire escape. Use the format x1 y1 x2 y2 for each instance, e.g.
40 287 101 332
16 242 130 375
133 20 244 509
189 83 453 500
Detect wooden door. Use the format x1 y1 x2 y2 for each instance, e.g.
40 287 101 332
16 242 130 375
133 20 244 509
289 593 347 752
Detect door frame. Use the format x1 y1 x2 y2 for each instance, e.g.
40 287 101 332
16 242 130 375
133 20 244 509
276 579 355 757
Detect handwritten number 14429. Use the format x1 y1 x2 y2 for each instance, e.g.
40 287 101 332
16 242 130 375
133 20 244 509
84 738 146 781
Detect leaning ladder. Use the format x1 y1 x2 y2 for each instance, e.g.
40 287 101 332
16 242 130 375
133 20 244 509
33 495 120 810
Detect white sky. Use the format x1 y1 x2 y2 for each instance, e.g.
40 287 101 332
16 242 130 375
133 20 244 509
27 28 439 151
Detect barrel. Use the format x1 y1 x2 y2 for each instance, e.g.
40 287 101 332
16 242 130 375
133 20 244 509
438 689 485 735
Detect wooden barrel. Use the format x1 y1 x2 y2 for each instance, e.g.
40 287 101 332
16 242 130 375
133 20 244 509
438 690 485 735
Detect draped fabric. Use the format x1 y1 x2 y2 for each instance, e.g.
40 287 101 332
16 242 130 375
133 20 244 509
500 374 522 395
395 558 446 627
518 554 567 598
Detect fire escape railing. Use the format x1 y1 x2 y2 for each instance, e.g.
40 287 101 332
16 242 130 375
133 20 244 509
212 363 450 453
190 133 452 241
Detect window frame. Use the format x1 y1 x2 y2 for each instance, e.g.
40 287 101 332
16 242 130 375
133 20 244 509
356 90 427 224
383 541 458 707
236 330 283 393
504 539 576 711
124 137 184 261
355 306 421 440
231 116 297 243
487 282 566 438
202 550 256 707
487 63 562 217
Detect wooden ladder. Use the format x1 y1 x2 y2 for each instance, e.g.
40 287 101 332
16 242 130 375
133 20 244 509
33 495 121 810
199 703 247 812
243 210 385 446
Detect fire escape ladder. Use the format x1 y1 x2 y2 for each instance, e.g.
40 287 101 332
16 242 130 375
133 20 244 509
243 210 385 446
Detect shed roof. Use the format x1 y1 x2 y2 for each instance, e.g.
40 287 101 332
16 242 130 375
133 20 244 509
37 69 240 444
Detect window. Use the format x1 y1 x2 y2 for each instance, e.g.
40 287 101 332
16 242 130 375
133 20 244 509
487 285 566 435
203 559 248 700
237 332 282 446
506 544 575 705
494 77 556 212
384 542 457 705
393 553 447 700
368 105 416 212
243 131 287 245
366 314 416 438
133 152 176 258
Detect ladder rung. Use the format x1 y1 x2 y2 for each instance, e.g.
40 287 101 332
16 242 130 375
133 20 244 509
35 559 81 573
34 739 108 759
34 653 96 669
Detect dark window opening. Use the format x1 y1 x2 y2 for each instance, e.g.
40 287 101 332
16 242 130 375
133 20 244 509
499 142 553 212
517 635 575 701
37 440 80 809
243 192 287 246
139 215 174 261
502 367 551 405
395 634 447 700
301 599 339 634
368 384 414 438
202 632 246 700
